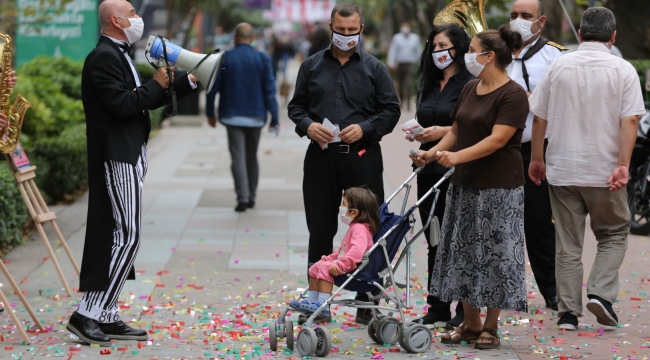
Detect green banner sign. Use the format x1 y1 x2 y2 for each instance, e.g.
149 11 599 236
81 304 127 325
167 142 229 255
16 0 99 66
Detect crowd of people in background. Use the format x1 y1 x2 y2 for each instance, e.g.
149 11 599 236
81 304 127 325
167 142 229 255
203 0 645 351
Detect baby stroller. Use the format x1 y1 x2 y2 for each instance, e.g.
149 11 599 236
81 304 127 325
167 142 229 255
269 164 455 357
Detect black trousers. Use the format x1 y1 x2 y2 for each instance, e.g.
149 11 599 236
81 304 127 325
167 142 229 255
417 173 461 318
521 140 557 300
303 142 384 302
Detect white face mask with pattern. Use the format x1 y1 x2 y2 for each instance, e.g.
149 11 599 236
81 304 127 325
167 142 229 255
332 31 360 52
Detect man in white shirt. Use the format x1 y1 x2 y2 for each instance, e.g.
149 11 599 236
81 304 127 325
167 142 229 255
529 7 646 331
387 23 421 110
506 0 566 312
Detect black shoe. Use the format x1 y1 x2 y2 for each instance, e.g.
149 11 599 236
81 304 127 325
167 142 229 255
557 312 579 331
355 308 379 325
545 295 559 311
235 203 247 212
99 320 148 341
412 311 450 328
66 312 112 346
247 201 255 209
446 305 465 330
586 294 618 326
0 307 3 313
297 313 332 325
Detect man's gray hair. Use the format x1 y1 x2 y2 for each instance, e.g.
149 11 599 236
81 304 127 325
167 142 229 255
580 7 616 43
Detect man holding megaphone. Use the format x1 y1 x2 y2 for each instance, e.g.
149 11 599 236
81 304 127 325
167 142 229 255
69 0 198 346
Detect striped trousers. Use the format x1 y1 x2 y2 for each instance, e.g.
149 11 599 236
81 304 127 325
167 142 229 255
77 146 148 323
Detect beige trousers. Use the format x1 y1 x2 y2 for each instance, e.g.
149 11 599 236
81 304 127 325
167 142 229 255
548 185 630 317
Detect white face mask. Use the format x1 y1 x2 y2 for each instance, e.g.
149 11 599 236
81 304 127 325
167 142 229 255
332 31 360 52
400 26 411 34
464 52 488 77
339 207 355 226
118 16 144 44
432 48 454 70
510 17 540 42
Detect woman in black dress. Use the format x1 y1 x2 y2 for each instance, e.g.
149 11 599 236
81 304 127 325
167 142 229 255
406 23 473 329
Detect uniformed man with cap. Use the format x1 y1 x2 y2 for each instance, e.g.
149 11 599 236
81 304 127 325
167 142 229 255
506 0 567 311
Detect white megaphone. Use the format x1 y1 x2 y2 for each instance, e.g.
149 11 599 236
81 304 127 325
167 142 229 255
145 35 224 93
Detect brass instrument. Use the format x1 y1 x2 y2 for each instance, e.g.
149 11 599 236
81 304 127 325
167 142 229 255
433 0 489 38
0 33 29 154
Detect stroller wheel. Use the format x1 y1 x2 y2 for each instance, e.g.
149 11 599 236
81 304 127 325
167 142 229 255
367 317 381 344
402 324 432 353
296 327 318 357
285 320 294 350
269 322 278 351
314 326 332 357
376 317 402 345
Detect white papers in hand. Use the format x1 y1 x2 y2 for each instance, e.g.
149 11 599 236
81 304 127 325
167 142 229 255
320 118 342 149
400 119 425 142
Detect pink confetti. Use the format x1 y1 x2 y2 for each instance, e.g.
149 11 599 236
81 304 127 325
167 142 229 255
245 228 250 233
234 259 239 264
217 250 222 254
275 253 280 257
256 276 261 280
234 278 240 281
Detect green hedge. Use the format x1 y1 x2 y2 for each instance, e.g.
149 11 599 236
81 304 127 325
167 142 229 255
0 165 29 254
629 59 650 100
29 123 88 203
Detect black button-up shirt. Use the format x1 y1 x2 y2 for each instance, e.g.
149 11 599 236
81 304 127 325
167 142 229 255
288 45 400 142
415 71 474 174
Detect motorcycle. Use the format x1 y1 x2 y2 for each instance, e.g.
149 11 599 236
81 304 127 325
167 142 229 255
628 101 650 235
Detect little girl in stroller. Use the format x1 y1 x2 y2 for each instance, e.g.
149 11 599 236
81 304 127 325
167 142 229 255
290 187 380 317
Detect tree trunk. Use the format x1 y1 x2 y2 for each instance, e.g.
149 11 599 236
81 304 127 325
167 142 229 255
181 7 199 49
604 0 650 59
167 4 194 40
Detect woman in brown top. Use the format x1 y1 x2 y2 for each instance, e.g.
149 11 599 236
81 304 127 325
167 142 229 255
411 26 529 350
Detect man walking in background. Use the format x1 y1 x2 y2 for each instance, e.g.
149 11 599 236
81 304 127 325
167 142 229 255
506 0 567 311
529 7 645 331
206 23 279 212
387 22 421 110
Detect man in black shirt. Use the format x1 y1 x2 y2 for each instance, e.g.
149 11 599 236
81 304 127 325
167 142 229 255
288 2 400 325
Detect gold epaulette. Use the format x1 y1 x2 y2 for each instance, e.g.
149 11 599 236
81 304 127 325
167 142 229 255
546 41 568 51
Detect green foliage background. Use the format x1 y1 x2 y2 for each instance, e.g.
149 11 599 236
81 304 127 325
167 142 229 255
0 56 169 250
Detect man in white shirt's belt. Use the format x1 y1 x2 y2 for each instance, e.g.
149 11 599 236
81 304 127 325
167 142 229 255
529 7 646 332
387 23 421 111
505 0 567 313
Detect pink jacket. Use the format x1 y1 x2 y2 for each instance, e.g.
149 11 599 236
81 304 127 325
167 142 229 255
321 223 374 274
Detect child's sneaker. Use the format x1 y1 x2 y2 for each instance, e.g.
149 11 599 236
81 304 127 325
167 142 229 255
289 299 310 312
299 300 330 316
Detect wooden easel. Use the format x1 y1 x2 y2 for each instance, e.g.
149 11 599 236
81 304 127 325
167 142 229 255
0 259 44 344
4 155 80 296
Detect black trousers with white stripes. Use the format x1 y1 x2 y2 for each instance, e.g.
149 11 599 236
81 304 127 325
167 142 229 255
77 146 147 323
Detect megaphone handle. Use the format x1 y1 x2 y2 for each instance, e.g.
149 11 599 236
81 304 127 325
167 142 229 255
170 89 177 116
159 35 178 116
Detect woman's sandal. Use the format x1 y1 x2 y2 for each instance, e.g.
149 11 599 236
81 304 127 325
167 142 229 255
440 323 482 344
474 328 500 349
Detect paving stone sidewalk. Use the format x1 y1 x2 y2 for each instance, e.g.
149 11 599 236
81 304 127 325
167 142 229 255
0 61 649 360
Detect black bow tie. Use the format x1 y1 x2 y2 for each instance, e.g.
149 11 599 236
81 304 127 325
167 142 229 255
118 43 131 54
